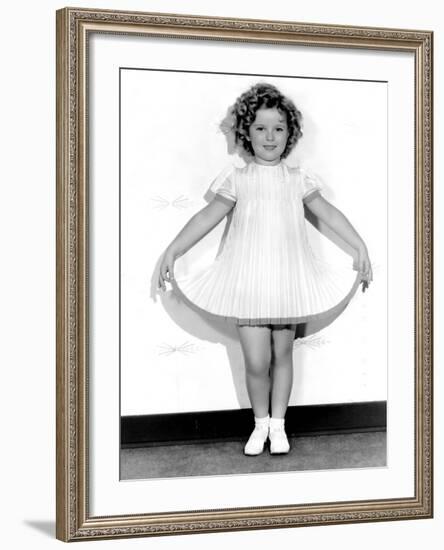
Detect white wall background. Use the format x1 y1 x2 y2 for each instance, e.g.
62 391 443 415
0 0 441 548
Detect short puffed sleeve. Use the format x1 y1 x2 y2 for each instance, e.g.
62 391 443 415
209 165 237 206
300 169 323 204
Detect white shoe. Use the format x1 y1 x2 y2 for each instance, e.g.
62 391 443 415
244 416 269 456
269 418 290 454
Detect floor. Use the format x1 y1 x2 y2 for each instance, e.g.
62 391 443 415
120 430 386 480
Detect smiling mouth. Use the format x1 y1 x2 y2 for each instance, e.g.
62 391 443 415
263 145 277 150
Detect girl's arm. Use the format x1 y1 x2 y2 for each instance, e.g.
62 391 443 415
158 197 235 291
305 194 373 288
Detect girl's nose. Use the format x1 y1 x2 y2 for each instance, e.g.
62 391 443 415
266 130 274 141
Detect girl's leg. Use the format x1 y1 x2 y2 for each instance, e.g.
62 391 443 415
267 325 296 454
270 324 297 418
236 325 272 418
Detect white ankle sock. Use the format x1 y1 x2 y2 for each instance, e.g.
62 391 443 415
254 414 270 428
270 417 285 430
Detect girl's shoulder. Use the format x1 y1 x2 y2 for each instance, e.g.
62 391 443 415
284 163 319 181
284 162 308 175
214 161 251 184
284 163 306 183
208 161 244 196
213 162 245 183
284 164 323 195
285 164 302 175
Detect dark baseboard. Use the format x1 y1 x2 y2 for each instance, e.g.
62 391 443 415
121 401 386 448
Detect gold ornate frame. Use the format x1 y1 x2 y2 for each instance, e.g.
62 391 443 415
56 6 433 542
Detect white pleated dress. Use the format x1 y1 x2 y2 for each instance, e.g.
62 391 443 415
171 161 361 339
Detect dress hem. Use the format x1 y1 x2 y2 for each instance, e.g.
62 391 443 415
170 271 363 339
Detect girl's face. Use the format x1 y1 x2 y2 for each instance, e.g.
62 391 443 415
247 107 289 165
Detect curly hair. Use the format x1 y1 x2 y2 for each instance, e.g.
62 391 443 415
231 82 303 159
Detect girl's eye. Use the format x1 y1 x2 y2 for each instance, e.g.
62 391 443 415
252 126 286 132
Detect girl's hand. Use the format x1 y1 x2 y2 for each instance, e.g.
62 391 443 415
356 246 373 293
158 249 176 292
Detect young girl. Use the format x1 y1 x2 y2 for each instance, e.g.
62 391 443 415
157 82 372 456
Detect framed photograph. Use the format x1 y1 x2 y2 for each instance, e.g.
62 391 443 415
56 6 433 542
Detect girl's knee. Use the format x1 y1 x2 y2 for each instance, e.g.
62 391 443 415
272 346 294 364
271 344 293 367
237 325 272 375
271 325 296 362
244 354 271 377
